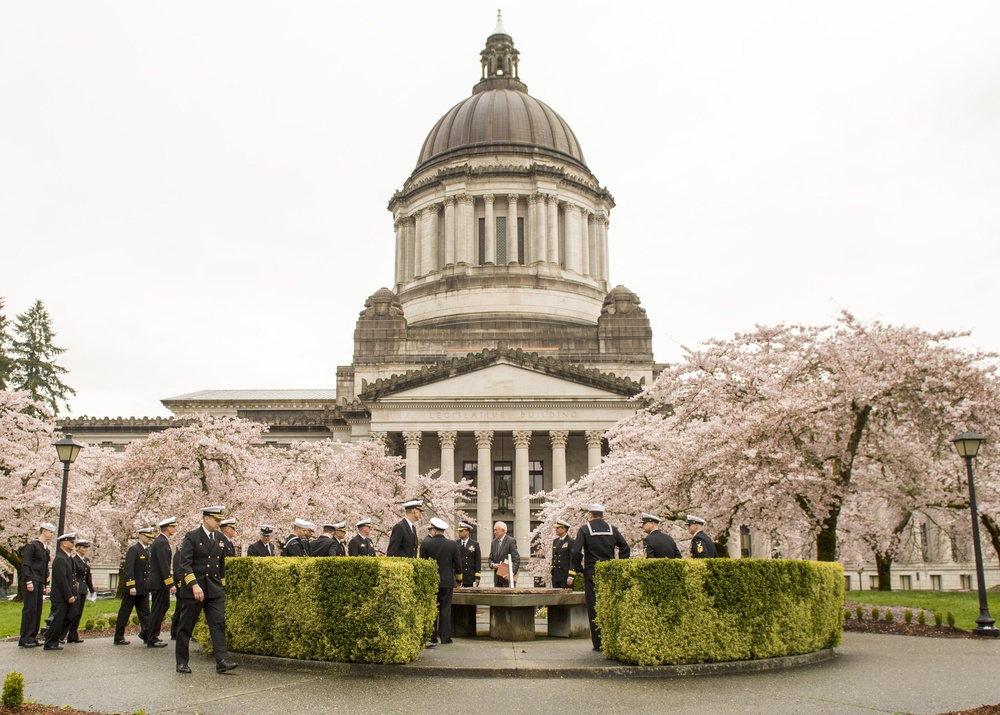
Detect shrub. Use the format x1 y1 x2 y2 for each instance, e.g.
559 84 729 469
130 615 140 627
96 617 109 629
947 611 955 627
870 607 880 621
593 558 843 666
843 609 851 621
84 619 96 631
108 615 117 627
884 610 894 623
918 611 926 625
904 609 913 624
194 556 439 664
855 604 864 620
2 671 25 709
934 611 943 626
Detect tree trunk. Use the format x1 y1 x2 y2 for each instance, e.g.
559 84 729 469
982 514 1000 570
0 544 24 602
875 551 893 591
816 509 840 562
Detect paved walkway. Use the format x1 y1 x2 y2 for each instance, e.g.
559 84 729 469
1 632 999 714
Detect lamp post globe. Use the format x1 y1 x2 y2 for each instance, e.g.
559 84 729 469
952 432 998 637
53 433 85 537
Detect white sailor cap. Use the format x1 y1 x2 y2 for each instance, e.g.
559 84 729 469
587 503 606 513
137 526 156 536
220 518 237 527
457 522 472 531
402 499 424 510
428 517 448 531
158 517 177 528
294 518 316 530
641 513 661 524
356 518 372 528
687 515 706 526
57 532 77 542
259 524 276 535
200 505 226 519
555 519 572 529
75 538 90 547
332 521 347 531
40 522 57 532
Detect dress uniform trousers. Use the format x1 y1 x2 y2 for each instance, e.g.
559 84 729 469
115 590 150 642
19 583 45 645
175 595 228 665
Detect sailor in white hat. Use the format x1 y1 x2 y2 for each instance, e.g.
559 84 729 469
641 513 681 559
247 525 277 557
687 515 718 558
349 518 376 556
62 537 94 644
552 519 575 588
456 522 481 587
43 533 78 650
18 522 56 647
572 503 630 651
387 500 423 558
219 518 237 558
420 516 462 646
145 517 179 648
283 518 315 557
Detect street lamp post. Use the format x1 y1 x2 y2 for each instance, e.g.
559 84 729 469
952 432 999 637
53 433 85 537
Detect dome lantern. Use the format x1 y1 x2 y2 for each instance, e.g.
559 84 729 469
475 10 526 94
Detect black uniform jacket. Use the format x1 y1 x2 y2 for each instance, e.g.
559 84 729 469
309 535 333 556
551 534 574 580
386 518 418 558
247 539 276 557
171 549 183 589
123 542 150 594
146 533 174 590
645 530 682 559
282 535 309 557
177 527 227 600
329 539 346 557
456 537 481 585
348 534 376 556
21 539 50 585
571 519 630 575
420 535 463 588
690 530 719 558
221 534 236 558
50 549 75 603
73 553 94 597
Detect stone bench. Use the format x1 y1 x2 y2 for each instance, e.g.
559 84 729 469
452 587 589 641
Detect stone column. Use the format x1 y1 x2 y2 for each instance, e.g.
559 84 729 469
547 195 560 264
513 430 532 559
443 197 456 266
423 205 439 275
507 194 519 264
586 212 597 279
585 430 604 473
564 203 583 274
456 194 473 264
438 430 457 513
413 211 424 277
549 430 569 492
368 431 388 452
393 219 404 286
527 193 541 263
483 194 495 264
597 213 610 282
403 431 422 488
475 430 494 537
403 216 416 281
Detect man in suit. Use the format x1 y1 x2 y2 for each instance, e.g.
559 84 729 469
61 537 94 643
420 517 462 645
310 524 335 556
43 533 77 651
18 521 54 648
219 518 238 558
488 521 519 587
246 525 277 557
551 519 575 588
348 519 376 556
282 519 314 556
145 517 177 648
642 513 682 559
455 522 480 588
571 504 630 651
687 515 719 558
114 526 154 645
386 500 423 558
175 505 237 675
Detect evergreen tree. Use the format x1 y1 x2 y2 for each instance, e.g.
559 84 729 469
10 299 75 416
0 297 12 390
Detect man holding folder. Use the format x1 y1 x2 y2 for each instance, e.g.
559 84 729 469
488 522 519 587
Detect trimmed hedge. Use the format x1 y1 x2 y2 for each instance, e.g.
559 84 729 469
594 558 843 666
195 556 439 664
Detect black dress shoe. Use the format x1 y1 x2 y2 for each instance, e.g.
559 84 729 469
67 638 84 643
43 645 63 651
147 640 168 648
18 642 38 648
441 639 454 644
113 639 130 645
215 659 238 673
176 663 192 674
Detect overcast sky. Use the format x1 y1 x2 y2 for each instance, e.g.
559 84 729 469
2 1 998 419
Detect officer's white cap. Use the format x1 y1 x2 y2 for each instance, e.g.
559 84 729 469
200 505 226 519
356 518 372 528
75 538 90 547
402 499 424 510
57 532 76 542
429 517 448 531
555 519 572 529
158 517 177 528
137 526 156 536
259 524 276 535
457 522 472 531
332 521 347 531
641 513 661 524
687 515 706 525
220 518 237 527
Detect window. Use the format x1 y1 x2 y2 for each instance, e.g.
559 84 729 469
739 525 752 558
478 217 485 264
494 461 512 513
109 572 120 591
960 574 973 590
931 575 942 591
496 216 507 264
462 461 477 490
517 217 525 264
899 575 912 591
844 575 852 592
529 460 544 494
869 575 879 590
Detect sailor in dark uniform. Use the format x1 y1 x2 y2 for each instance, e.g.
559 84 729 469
246 525 277 557
329 523 348 556
145 517 177 648
115 526 154 645
386 500 422 558
570 504 630 651
348 519 376 556
282 519 314 556
310 524 335 556
44 532 77 651
642 513 682 559
420 517 462 645
18 521 54 648
62 537 95 643
170 547 183 640
175 505 237 675
687 515 719 558
455 522 481 587
551 519 575 588
219 518 238 558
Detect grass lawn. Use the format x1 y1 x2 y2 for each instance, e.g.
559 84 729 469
847 590 1000 630
0 598 176 638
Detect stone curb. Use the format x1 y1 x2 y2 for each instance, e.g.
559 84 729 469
227 647 836 680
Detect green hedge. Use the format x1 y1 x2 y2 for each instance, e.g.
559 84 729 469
595 558 843 666
195 556 439 664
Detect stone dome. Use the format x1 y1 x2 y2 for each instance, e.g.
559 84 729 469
413 15 587 174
